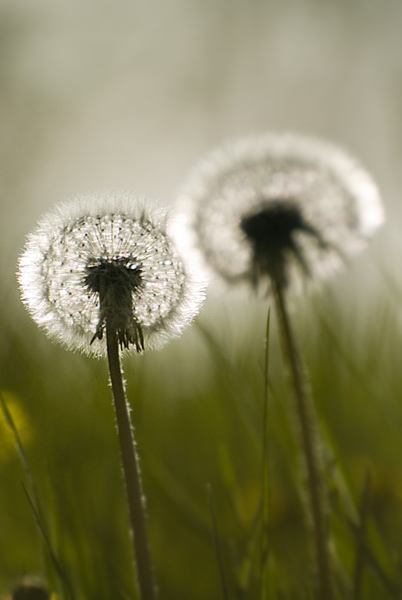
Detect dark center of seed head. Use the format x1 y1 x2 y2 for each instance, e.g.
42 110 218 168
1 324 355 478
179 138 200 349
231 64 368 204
240 201 322 288
84 258 145 352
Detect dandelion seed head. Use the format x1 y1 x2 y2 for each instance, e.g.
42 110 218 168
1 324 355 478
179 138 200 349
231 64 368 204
177 133 385 292
18 190 205 357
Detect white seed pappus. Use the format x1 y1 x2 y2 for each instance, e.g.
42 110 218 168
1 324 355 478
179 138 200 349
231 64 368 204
176 133 385 291
18 190 204 356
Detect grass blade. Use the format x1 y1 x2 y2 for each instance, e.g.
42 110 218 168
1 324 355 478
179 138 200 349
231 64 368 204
23 483 76 600
260 307 271 600
207 484 231 600
0 392 75 600
353 469 371 599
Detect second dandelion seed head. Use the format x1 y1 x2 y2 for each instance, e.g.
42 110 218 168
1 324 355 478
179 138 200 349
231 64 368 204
18 190 205 357
176 133 385 292
240 200 328 288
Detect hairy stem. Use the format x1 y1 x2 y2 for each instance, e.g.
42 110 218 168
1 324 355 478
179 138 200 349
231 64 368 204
106 322 156 600
273 282 332 600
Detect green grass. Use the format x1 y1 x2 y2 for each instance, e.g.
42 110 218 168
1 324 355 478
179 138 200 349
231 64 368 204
1 275 402 599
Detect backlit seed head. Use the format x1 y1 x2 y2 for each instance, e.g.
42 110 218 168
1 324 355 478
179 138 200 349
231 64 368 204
18 190 205 357
176 133 385 291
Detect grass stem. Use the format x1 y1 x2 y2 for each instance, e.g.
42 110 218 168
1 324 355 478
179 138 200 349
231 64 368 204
106 323 156 600
260 308 271 600
207 484 231 600
353 469 371 600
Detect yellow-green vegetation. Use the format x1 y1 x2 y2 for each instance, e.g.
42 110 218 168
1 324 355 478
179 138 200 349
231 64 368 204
1 280 401 599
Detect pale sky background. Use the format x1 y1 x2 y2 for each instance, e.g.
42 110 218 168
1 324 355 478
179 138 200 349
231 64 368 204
2 0 401 316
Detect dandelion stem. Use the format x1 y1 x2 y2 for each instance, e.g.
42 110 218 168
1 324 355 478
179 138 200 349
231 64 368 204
106 322 156 600
273 282 332 600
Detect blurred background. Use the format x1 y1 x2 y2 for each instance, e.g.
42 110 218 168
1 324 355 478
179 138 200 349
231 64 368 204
2 0 402 296
1 1 402 598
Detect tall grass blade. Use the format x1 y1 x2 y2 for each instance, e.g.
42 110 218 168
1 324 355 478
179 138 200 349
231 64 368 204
0 392 75 600
0 392 34 489
338 507 401 598
23 483 76 600
314 303 374 401
260 307 271 600
353 469 371 599
207 484 231 600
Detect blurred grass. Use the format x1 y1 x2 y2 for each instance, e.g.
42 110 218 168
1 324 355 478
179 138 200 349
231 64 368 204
1 275 402 599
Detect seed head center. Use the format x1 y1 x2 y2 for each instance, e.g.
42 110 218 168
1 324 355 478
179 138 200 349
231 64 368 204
84 258 145 351
240 201 324 287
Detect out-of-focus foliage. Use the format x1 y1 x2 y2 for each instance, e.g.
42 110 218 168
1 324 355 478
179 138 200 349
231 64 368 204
1 274 402 599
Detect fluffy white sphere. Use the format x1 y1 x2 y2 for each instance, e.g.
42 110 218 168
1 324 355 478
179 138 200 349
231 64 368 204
18 190 205 357
176 133 385 292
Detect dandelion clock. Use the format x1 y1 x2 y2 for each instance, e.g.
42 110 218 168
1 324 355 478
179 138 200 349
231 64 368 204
18 190 205 600
18 190 203 356
176 133 384 600
177 133 384 292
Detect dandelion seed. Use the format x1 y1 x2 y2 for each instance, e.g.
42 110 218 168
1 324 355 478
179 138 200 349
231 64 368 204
176 133 384 292
18 190 204 356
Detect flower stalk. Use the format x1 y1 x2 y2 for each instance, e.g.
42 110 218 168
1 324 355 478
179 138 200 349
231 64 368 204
106 319 156 600
17 191 205 600
176 132 384 598
273 281 332 600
